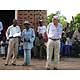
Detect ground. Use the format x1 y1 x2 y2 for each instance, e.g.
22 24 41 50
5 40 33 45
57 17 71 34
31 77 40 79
0 57 80 70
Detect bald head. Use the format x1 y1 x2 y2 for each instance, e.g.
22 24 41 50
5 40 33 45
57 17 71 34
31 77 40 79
13 19 18 27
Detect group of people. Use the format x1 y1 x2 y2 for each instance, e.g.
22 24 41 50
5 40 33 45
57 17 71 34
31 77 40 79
0 15 80 70
60 26 80 57
0 15 61 70
5 19 35 66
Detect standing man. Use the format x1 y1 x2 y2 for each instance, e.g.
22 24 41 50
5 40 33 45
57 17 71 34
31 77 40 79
0 21 3 41
5 19 21 66
46 16 62 70
22 20 35 66
36 19 47 58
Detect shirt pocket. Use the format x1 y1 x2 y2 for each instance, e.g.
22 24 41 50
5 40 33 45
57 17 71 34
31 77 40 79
50 28 56 33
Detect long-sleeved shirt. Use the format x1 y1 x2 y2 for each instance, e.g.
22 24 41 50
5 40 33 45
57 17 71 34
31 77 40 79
0 21 3 34
47 23 62 39
6 25 21 40
22 28 35 49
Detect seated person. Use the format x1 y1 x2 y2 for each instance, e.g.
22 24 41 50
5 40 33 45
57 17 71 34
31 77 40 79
65 36 73 57
60 31 66 57
72 27 80 56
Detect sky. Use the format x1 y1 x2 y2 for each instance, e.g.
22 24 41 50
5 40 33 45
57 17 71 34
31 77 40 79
47 0 80 22
0 0 80 22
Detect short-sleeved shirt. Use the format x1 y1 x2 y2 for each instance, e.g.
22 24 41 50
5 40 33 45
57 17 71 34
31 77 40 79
6 25 21 39
37 26 46 35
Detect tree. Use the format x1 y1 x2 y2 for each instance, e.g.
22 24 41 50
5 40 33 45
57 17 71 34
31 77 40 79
69 14 80 31
46 11 67 27
59 15 67 27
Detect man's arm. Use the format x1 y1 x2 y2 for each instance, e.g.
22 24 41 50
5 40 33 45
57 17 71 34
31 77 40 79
6 27 9 40
58 24 63 39
30 29 35 42
0 22 3 31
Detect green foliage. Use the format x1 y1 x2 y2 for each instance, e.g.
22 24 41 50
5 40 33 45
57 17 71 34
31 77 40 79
59 15 67 27
69 13 80 31
74 13 80 23
46 13 56 25
46 12 67 27
46 12 80 31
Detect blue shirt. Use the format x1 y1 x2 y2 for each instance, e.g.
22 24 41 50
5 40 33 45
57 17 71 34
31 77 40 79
22 28 35 49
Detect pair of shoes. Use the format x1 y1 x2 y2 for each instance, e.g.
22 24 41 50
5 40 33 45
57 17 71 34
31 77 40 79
22 64 28 66
47 67 50 70
4 64 8 66
12 63 16 66
53 67 58 70
45 65 50 70
3 57 6 60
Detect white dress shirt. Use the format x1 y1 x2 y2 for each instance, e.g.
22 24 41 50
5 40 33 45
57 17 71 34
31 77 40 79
6 25 21 40
47 23 62 39
0 21 3 34
37 25 46 37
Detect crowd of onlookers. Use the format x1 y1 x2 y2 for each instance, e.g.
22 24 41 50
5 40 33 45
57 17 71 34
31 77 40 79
60 27 80 57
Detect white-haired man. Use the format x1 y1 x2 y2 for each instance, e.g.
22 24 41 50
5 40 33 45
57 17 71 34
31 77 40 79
46 16 62 70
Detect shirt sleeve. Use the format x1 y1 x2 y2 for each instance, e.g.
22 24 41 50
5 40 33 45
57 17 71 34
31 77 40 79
6 27 10 40
21 30 25 42
44 26 47 32
58 24 63 38
30 29 35 43
0 22 3 32
17 26 21 36
47 24 50 35
37 27 39 33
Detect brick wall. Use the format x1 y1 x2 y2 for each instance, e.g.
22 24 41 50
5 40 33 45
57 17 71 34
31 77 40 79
17 10 47 32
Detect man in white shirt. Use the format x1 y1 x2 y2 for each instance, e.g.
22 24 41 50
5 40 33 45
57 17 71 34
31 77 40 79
46 16 62 70
5 19 21 66
34 19 47 58
37 20 46 36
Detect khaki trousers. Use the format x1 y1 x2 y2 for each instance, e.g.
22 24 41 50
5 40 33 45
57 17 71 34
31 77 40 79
46 39 60 68
5 38 19 64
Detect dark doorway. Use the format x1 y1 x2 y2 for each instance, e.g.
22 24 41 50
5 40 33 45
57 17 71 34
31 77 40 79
0 10 15 32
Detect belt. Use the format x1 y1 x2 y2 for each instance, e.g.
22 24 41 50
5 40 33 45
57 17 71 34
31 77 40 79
9 36 19 39
49 38 60 41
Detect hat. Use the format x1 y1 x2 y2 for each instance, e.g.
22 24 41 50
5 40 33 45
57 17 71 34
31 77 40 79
24 20 30 24
53 16 59 20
